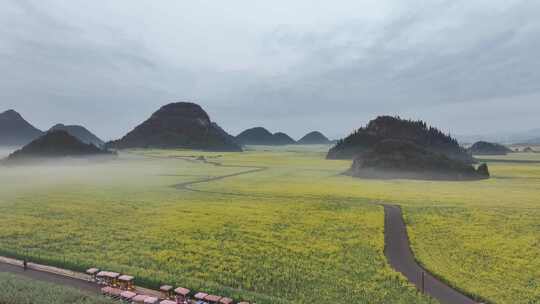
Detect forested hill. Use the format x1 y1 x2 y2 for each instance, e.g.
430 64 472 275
327 116 473 163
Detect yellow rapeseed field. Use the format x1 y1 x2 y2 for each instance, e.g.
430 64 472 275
0 145 538 303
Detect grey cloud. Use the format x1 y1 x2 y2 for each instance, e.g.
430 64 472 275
0 0 539 140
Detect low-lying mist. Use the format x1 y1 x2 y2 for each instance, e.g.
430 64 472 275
0 152 179 200
0 147 18 158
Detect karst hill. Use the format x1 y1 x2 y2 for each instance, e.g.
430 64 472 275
236 127 296 145
106 102 242 152
297 131 331 145
327 116 473 163
0 109 43 147
49 124 104 147
5 130 114 164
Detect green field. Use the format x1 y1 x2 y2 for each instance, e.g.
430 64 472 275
0 272 114 304
0 146 538 303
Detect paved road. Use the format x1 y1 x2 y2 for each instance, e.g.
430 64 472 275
0 262 99 293
383 205 478 304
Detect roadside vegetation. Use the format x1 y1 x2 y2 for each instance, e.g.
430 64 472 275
0 272 114 304
0 146 538 303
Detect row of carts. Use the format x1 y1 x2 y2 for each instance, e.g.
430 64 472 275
86 268 251 304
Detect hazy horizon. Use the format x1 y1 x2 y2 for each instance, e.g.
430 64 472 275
1 0 539 141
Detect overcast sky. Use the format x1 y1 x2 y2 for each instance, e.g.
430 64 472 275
1 0 539 140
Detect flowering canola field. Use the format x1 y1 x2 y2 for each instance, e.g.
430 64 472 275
0 146 538 303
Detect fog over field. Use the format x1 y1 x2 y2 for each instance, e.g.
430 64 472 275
1 0 540 139
0 148 15 159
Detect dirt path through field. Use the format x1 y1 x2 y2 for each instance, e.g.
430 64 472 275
173 163 268 191
383 205 478 304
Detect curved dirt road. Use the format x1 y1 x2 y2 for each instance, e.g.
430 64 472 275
384 205 477 304
174 164 267 191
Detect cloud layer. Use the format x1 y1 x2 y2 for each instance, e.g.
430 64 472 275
1 0 539 140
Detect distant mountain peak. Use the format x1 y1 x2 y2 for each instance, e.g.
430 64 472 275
5 130 114 164
298 131 330 144
468 141 512 155
106 102 242 151
49 123 104 147
272 132 296 145
0 109 43 147
1 109 22 118
236 127 295 145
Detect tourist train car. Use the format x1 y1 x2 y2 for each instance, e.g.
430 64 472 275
144 296 160 304
120 290 137 302
144 297 160 304
101 286 112 295
194 292 208 302
132 294 149 304
86 268 100 282
118 274 135 290
101 286 123 299
204 294 222 303
97 271 120 286
219 298 233 304
174 287 190 302
160 285 174 299
98 271 250 304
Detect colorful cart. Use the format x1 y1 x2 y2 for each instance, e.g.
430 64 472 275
133 294 151 304
219 298 233 304
86 268 100 282
97 271 120 287
118 275 135 290
204 294 222 303
160 285 174 299
194 292 208 301
144 297 159 304
120 290 137 302
174 287 190 302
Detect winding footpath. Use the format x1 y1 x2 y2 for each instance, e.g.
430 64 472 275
0 155 479 304
173 164 267 191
